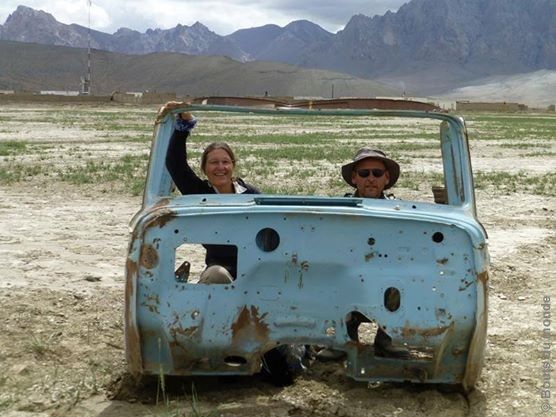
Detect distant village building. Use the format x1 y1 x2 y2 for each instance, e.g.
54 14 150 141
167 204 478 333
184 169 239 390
110 91 176 104
456 101 528 112
40 91 80 96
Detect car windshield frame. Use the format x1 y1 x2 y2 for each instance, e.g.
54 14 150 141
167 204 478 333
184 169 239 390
143 105 477 216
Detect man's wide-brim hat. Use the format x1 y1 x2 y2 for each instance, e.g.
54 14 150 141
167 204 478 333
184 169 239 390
341 148 400 189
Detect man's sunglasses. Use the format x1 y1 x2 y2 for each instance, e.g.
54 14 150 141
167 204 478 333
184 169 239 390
356 168 386 178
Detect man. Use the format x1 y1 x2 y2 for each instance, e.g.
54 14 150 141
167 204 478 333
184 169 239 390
341 147 399 199
317 148 409 361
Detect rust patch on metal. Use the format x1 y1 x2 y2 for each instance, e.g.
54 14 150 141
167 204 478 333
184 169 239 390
463 270 489 390
146 208 177 229
296 260 309 289
435 308 453 321
170 325 199 339
141 293 161 314
152 198 171 210
124 258 142 376
477 271 489 284
231 305 269 346
365 251 376 261
125 322 142 375
126 257 138 279
140 244 159 269
167 311 202 365
401 322 453 338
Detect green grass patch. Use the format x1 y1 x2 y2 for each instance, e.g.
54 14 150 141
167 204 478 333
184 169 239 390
465 113 556 141
0 141 27 156
474 171 556 196
498 142 552 149
1 107 554 199
397 171 444 191
198 131 438 145
0 164 45 183
0 166 20 183
58 154 149 195
521 151 556 158
237 145 355 162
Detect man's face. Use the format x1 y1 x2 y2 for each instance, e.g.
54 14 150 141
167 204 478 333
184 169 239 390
351 158 390 198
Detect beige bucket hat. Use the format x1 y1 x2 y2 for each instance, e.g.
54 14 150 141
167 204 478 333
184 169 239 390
341 148 400 189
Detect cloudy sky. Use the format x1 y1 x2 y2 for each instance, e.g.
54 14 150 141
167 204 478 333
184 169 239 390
0 0 409 35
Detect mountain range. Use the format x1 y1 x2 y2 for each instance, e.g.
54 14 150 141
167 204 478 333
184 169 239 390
0 0 554 97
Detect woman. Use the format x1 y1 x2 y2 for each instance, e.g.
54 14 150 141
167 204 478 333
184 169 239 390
165 109 259 284
162 104 306 385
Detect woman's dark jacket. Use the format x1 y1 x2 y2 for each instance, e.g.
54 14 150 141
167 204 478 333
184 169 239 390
165 128 260 278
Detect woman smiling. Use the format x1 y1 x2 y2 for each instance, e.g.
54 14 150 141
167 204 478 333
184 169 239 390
165 109 260 284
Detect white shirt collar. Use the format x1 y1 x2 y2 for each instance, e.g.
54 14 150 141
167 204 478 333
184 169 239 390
233 181 247 194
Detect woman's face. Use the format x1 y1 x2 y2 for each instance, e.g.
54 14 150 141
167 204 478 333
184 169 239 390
203 148 235 192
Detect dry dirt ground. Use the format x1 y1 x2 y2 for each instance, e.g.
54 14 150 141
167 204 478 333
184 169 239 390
0 103 554 417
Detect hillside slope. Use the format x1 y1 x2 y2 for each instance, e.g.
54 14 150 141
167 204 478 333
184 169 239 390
0 40 395 98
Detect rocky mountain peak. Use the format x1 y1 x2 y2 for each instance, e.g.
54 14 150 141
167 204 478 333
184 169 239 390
2 5 77 44
9 5 55 20
190 21 209 31
4 5 58 32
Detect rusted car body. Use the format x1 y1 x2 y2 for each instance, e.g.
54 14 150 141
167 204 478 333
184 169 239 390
125 105 489 391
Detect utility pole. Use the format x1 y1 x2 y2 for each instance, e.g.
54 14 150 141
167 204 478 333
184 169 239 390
81 0 92 95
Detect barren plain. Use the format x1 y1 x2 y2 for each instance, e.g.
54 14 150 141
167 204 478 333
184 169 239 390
0 103 554 416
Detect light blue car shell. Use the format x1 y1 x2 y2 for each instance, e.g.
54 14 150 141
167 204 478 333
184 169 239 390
125 105 489 391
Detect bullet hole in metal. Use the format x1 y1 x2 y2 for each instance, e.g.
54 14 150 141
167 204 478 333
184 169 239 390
224 356 247 366
432 232 444 243
384 287 401 312
256 228 280 252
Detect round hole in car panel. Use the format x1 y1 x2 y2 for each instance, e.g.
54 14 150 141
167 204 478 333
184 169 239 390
432 232 444 243
384 287 401 312
224 356 247 366
256 228 280 252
